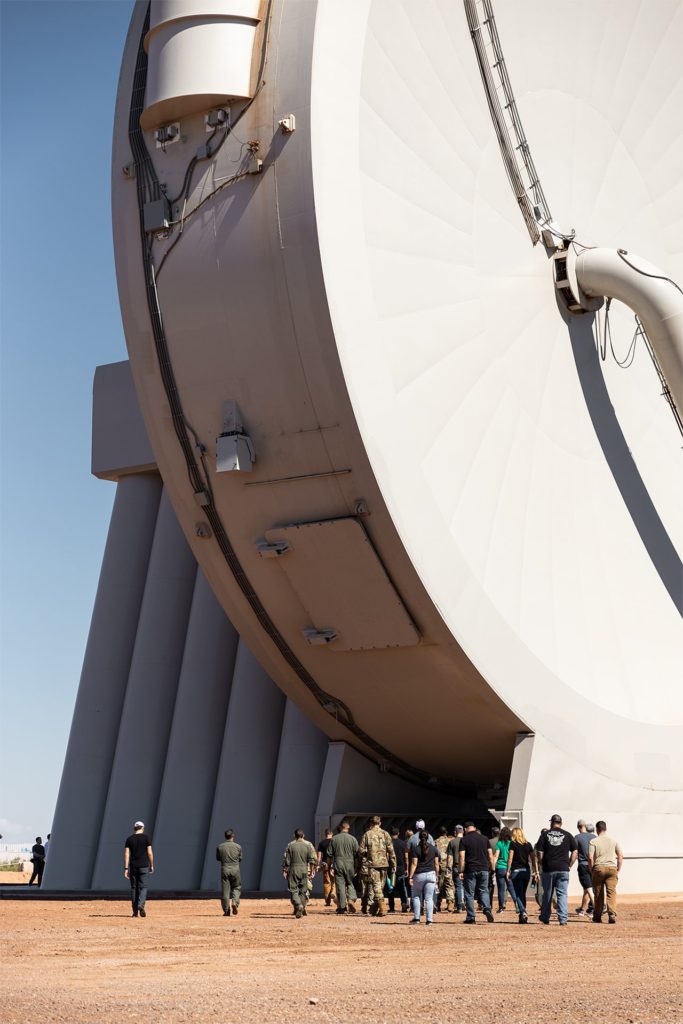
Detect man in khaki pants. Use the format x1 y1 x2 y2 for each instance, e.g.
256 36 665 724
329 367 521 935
589 821 623 924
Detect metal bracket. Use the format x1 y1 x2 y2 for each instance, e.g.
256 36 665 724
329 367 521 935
303 627 338 646
256 540 290 559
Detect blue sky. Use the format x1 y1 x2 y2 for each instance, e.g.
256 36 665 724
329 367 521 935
0 1 134 842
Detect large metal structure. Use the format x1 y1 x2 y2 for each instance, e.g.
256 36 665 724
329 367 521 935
46 0 682 892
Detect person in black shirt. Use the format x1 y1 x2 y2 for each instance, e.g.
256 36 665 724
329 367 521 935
28 837 45 886
506 826 537 923
388 827 409 913
316 829 335 907
458 823 495 924
535 813 578 925
408 830 439 925
124 820 154 918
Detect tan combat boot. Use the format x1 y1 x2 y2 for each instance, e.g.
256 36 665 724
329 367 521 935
376 899 386 917
447 900 454 913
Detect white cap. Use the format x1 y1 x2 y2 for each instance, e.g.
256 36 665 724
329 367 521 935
415 819 425 829
134 821 144 829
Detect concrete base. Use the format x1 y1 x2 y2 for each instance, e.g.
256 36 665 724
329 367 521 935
504 732 683 895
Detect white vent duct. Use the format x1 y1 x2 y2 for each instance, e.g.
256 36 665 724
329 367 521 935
141 0 261 131
575 247 683 414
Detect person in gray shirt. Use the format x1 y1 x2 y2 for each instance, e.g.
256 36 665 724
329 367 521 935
216 829 242 917
574 819 596 917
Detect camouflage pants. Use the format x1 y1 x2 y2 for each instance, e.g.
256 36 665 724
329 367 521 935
438 868 455 904
368 867 387 905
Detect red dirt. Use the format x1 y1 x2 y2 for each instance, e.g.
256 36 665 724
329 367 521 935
2 895 682 1023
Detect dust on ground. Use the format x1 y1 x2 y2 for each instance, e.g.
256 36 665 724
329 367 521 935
1 894 681 1023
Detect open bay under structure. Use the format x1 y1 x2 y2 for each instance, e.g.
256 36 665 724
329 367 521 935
45 0 682 893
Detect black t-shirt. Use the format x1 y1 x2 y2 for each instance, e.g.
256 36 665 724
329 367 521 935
536 828 577 872
412 841 437 875
509 840 533 869
125 832 151 869
460 831 490 872
317 838 332 861
392 837 407 876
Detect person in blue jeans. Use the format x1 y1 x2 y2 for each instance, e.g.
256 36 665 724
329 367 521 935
458 822 495 924
408 831 439 925
446 825 465 911
124 820 154 918
492 826 519 914
507 826 537 923
535 813 578 925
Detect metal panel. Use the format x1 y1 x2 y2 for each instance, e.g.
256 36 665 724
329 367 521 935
264 518 419 651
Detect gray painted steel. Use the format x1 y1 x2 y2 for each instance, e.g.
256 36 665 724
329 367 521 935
200 639 286 892
152 570 240 889
91 489 197 888
43 474 162 890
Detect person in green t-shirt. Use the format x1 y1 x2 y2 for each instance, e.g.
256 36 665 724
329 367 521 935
492 826 517 913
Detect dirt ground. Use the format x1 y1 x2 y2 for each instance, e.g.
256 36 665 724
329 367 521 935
1 894 681 1024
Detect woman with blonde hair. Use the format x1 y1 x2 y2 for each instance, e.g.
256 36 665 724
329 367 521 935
506 826 537 923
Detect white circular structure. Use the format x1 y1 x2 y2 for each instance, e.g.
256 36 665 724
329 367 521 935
111 0 683 887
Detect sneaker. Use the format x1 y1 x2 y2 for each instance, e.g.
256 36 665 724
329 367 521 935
132 909 138 918
223 909 230 917
575 909 585 916
559 921 568 926
464 918 476 925
409 918 420 925
425 921 432 926
484 909 495 923
518 912 527 924
608 917 616 925
139 908 146 918
335 907 347 915
496 907 505 915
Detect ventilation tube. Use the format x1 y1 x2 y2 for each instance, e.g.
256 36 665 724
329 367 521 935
575 248 683 413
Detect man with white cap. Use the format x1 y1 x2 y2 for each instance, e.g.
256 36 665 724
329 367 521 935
406 820 433 856
124 821 154 918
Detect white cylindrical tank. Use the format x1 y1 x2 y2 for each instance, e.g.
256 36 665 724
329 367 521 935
141 0 261 131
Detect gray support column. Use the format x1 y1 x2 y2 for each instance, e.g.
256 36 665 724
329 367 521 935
91 488 197 888
43 474 162 889
259 699 329 892
200 640 286 892
151 571 239 890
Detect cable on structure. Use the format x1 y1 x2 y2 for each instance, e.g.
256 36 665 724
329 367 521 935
127 4 472 794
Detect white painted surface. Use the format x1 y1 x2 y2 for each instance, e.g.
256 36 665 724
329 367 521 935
142 0 261 129
311 1 683 802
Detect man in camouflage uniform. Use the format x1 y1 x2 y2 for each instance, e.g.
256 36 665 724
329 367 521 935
358 815 396 917
283 828 317 918
435 825 456 912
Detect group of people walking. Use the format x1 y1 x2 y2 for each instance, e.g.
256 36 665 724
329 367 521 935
121 813 624 926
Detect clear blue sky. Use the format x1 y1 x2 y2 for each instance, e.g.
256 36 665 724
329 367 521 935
1 1 134 843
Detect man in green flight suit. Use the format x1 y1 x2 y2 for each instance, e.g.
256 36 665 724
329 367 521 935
329 820 359 915
358 815 397 917
283 828 317 918
216 828 242 917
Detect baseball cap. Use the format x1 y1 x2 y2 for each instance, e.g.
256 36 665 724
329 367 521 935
455 824 464 832
415 819 425 829
134 820 144 828
550 813 562 824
